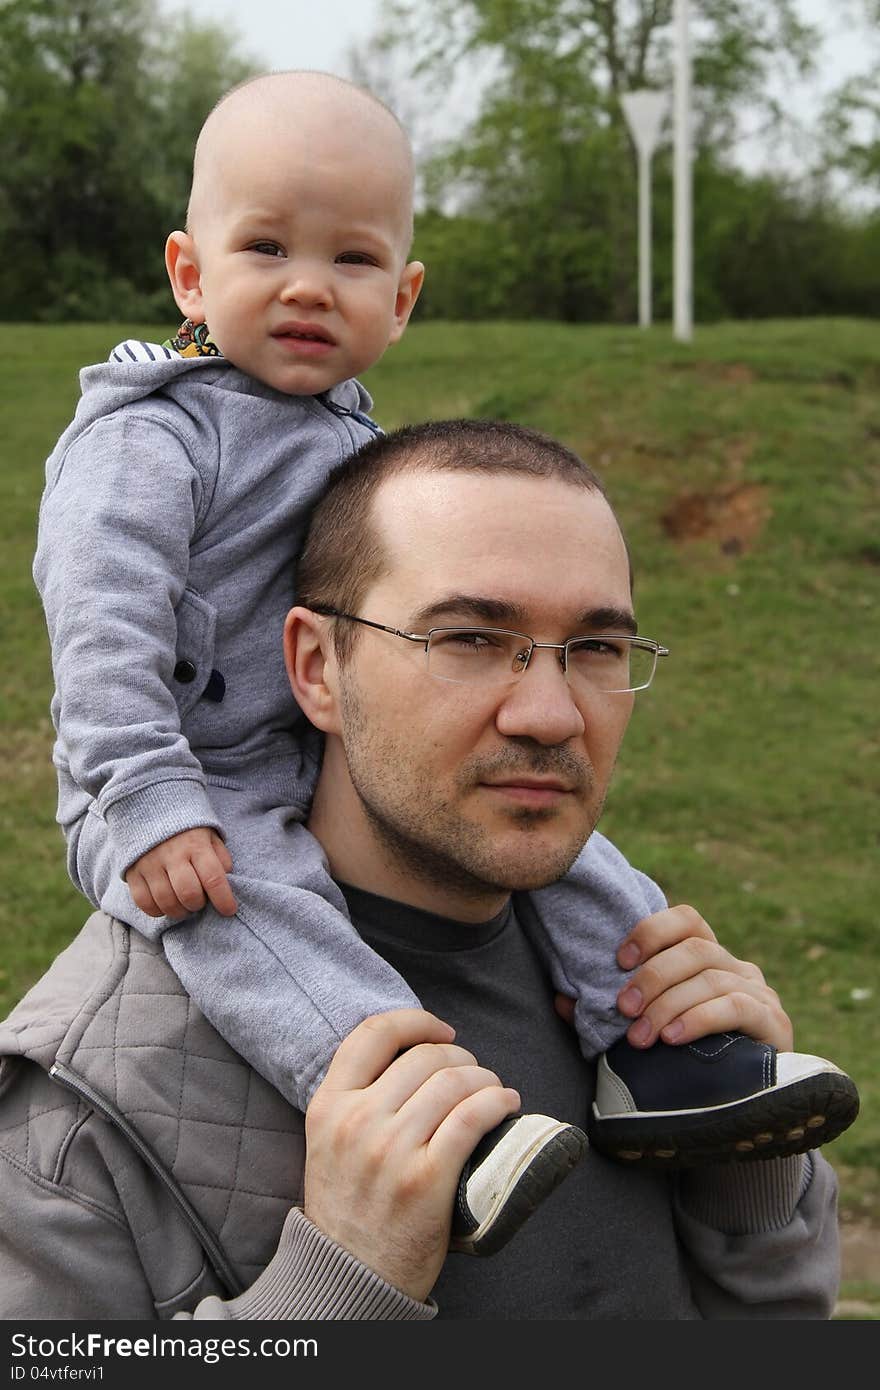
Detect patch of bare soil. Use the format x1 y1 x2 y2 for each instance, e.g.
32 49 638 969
660 481 771 556
673 360 758 385
714 363 757 385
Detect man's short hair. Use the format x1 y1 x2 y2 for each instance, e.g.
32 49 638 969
296 418 613 662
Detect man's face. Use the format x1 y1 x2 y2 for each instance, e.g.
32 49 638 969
322 469 638 915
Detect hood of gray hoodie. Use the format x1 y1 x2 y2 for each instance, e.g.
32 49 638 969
44 349 375 490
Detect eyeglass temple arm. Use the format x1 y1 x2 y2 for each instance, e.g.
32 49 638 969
310 607 427 646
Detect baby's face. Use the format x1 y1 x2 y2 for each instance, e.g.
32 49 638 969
180 125 422 395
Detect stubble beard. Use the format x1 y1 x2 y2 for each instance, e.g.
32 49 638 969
339 675 602 906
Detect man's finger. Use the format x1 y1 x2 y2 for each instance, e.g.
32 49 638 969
367 1042 480 1113
619 937 747 1014
394 1064 509 1147
625 969 771 1044
554 993 576 1025
658 994 793 1052
319 1010 456 1093
618 904 718 969
426 1084 522 1175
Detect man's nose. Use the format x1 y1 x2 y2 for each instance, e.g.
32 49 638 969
493 651 586 745
279 261 334 310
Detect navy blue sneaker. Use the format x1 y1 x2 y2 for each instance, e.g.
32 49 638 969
588 1032 859 1168
451 1113 588 1255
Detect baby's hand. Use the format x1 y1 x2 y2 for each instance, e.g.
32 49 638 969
125 827 237 919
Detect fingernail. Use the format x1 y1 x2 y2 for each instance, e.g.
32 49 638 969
618 941 640 970
662 1021 684 1043
618 986 643 1017
629 1017 652 1046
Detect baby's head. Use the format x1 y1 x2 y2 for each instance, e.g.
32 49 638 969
165 71 424 395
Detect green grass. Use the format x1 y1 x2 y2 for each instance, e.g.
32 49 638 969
2 319 877 1229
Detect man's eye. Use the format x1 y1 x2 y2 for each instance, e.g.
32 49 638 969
568 639 627 661
249 241 285 257
434 631 503 652
336 252 378 266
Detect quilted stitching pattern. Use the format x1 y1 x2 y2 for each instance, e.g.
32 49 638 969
4 914 306 1289
0 1071 85 1183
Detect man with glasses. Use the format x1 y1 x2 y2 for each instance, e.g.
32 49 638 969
0 419 850 1318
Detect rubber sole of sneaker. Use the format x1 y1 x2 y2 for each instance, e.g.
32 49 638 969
451 1123 588 1256
587 1071 860 1169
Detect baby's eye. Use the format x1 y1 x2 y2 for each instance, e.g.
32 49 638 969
248 241 285 258
336 252 378 267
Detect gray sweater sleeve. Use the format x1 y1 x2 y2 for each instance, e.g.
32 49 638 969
177 1209 436 1321
674 1152 841 1318
33 411 223 873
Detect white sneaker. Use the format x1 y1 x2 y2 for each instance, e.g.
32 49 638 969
450 1113 587 1255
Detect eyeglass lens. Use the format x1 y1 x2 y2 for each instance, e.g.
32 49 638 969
425 630 655 692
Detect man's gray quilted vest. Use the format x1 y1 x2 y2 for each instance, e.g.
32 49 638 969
0 913 304 1293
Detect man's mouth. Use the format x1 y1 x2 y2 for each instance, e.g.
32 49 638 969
484 777 572 791
480 777 576 806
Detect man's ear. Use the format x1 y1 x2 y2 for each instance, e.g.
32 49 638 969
388 260 425 344
284 606 341 734
165 231 205 322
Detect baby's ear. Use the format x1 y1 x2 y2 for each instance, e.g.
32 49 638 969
388 260 425 343
165 232 205 321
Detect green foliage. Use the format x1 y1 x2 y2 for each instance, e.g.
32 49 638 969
690 164 880 319
413 155 880 323
0 0 259 320
412 211 522 319
822 61 880 191
375 0 880 324
389 0 815 103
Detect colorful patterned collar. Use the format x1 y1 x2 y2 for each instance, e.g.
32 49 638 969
162 319 223 358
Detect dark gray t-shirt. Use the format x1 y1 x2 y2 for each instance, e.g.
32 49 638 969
342 883 702 1320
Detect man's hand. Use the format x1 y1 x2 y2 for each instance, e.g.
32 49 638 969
554 904 793 1051
303 1009 520 1303
125 827 237 919
612 904 793 1051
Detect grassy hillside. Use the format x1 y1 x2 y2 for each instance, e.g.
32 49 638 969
1 318 877 1226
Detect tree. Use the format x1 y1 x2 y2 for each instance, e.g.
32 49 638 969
820 40 880 204
0 0 258 320
370 0 821 321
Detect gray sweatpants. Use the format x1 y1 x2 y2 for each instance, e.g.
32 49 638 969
69 758 667 1112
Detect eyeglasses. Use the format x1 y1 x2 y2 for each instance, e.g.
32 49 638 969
312 606 669 694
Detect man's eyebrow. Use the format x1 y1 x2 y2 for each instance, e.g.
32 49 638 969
412 595 524 628
577 606 639 635
410 595 639 635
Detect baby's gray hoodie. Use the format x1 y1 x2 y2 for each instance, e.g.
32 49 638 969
33 350 377 882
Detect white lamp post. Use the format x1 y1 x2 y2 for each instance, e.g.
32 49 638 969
673 0 693 342
621 90 669 329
